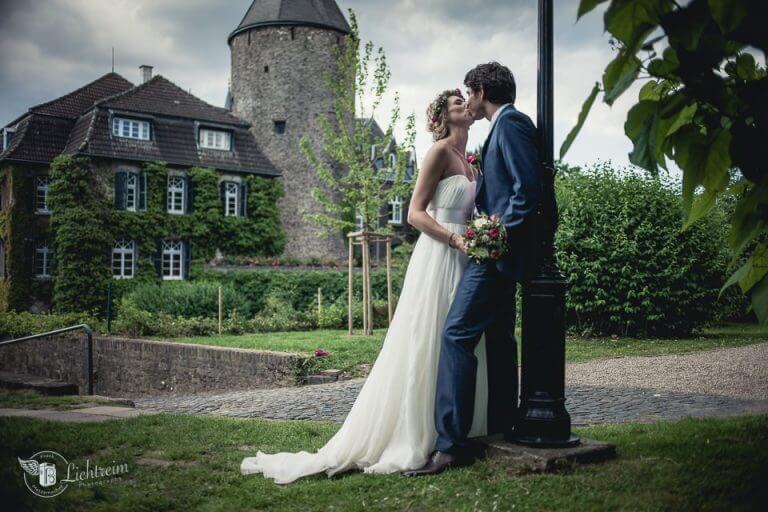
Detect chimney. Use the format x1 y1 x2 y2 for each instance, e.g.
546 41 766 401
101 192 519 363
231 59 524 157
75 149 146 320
139 65 153 84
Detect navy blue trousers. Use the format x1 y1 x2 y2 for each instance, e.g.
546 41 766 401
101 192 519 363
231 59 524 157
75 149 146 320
434 258 519 455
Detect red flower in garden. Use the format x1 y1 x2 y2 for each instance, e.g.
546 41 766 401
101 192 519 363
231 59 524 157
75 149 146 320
314 348 329 357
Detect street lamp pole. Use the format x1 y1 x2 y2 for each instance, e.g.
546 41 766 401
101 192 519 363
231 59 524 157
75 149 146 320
510 0 580 447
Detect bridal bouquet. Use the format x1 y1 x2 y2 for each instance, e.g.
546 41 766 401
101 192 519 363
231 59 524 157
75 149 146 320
462 213 509 263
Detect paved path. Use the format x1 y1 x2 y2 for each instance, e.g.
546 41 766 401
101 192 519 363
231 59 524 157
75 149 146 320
134 343 768 426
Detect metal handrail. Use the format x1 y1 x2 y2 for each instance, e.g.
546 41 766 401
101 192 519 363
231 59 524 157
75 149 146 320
0 324 94 395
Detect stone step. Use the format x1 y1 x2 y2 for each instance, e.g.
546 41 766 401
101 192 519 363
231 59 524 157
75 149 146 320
0 371 79 396
303 369 344 385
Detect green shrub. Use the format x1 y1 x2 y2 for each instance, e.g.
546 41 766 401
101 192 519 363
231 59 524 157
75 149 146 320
555 162 731 337
192 267 405 315
0 311 104 339
121 280 254 319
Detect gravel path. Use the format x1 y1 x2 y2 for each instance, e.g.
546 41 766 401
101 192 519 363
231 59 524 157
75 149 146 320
566 343 768 401
134 342 768 425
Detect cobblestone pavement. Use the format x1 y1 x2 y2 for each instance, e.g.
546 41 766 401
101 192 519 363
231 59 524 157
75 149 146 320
134 343 768 426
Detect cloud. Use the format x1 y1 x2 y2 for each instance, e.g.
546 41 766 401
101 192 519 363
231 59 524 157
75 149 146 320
0 0 726 177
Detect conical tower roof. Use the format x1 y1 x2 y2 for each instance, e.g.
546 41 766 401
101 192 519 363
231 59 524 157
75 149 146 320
228 0 350 43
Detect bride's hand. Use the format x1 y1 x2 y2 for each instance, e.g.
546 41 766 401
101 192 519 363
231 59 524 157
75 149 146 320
452 235 469 255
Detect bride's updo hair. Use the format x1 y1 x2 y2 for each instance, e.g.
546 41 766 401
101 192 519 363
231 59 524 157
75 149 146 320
426 88 464 142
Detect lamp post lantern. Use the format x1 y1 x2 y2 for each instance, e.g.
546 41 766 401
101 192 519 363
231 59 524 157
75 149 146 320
509 0 580 448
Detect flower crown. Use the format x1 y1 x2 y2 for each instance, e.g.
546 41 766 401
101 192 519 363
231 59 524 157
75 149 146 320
430 88 464 123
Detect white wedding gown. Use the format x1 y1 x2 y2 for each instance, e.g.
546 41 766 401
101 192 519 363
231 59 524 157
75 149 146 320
240 173 488 484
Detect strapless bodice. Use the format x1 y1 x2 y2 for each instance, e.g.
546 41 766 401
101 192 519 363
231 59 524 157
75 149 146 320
426 174 476 225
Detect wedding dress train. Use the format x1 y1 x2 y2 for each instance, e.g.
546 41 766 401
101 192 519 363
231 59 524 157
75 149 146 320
240 174 487 484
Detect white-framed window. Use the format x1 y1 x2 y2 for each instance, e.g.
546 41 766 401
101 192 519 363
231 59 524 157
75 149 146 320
2 127 16 151
199 128 232 150
389 153 397 169
112 117 150 140
161 239 183 280
224 181 239 216
35 176 50 214
167 175 185 214
370 144 377 162
112 239 135 279
125 172 138 211
35 240 51 279
388 196 403 225
354 207 364 231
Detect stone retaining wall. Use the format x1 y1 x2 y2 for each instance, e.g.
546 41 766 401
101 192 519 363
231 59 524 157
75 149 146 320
0 334 304 397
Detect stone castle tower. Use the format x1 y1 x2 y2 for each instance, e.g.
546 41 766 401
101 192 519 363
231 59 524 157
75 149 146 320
228 0 351 259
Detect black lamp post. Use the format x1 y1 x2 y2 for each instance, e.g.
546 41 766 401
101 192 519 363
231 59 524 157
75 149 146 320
508 0 580 447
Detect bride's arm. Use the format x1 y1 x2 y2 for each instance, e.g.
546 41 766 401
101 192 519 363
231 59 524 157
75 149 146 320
406 144 462 249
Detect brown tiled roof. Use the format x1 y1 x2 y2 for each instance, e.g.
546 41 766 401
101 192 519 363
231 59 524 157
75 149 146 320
96 75 248 126
1 114 75 164
66 108 278 175
2 72 279 176
30 72 134 119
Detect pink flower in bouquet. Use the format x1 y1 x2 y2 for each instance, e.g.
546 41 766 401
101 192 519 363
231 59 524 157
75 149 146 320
464 229 475 239
490 249 500 259
488 228 499 240
490 214 499 221
314 348 329 357
466 153 476 165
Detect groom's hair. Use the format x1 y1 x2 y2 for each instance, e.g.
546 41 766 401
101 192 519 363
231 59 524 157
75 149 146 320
464 62 516 105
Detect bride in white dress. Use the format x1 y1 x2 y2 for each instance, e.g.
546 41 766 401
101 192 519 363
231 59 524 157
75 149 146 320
240 89 486 484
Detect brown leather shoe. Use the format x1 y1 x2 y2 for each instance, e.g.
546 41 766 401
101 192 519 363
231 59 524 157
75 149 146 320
400 450 474 477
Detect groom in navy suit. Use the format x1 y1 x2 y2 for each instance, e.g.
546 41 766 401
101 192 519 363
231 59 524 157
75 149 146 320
403 62 543 476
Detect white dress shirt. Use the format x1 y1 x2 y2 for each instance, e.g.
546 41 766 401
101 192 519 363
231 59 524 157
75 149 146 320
488 103 512 134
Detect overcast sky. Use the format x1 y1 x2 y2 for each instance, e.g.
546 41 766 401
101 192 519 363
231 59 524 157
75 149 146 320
0 0 739 177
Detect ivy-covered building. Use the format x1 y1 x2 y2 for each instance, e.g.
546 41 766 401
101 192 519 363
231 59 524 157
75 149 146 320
0 68 284 313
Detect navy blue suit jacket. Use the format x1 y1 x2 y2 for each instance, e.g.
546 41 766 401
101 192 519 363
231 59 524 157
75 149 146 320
474 105 543 281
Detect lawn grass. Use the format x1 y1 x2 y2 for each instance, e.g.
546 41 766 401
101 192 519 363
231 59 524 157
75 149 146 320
0 390 122 411
153 322 767 377
0 413 765 511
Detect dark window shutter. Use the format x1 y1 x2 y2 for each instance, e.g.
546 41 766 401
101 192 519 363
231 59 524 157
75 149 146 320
23 238 35 275
27 175 36 212
186 176 194 213
219 181 227 214
154 238 163 278
182 239 191 280
139 171 147 211
114 171 126 210
239 179 248 217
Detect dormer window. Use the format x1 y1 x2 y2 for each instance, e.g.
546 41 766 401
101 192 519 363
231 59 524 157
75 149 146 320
112 117 150 140
389 153 397 169
2 127 16 151
199 128 232 150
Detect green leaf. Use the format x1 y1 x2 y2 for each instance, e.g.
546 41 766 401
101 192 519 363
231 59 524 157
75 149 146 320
708 0 748 34
665 102 697 137
748 274 768 326
735 52 757 80
577 0 610 19
560 82 600 159
625 100 660 172
603 51 642 105
604 0 673 46
680 128 731 229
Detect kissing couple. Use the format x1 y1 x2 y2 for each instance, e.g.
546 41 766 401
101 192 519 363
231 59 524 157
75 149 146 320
241 61 544 484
